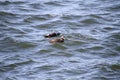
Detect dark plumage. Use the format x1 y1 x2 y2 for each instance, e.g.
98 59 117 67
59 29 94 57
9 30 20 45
44 32 61 38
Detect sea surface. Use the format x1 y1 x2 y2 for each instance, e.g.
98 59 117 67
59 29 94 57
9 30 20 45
0 0 120 80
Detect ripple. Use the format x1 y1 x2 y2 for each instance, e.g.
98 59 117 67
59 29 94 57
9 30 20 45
35 64 59 71
87 45 105 51
103 26 118 31
0 0 120 80
61 14 83 23
50 51 73 58
111 32 120 40
0 0 26 4
36 49 53 55
115 46 120 53
99 63 120 80
29 2 45 9
0 59 33 72
80 18 100 25
107 2 120 11
0 11 16 16
52 43 67 50
76 48 88 53
44 1 64 6
23 14 54 23
0 36 36 52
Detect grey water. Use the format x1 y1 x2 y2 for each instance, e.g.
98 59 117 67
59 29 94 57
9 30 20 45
0 0 120 80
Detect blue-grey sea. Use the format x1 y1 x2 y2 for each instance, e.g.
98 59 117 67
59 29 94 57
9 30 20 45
0 0 120 80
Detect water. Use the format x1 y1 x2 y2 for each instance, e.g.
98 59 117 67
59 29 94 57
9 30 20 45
0 0 120 80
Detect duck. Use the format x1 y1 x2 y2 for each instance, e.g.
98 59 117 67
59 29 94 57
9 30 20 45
44 32 61 38
49 36 65 43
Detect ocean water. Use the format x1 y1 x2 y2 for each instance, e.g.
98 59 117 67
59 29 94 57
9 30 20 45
0 0 120 80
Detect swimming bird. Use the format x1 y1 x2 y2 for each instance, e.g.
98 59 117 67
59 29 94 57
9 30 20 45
49 36 65 43
44 32 61 38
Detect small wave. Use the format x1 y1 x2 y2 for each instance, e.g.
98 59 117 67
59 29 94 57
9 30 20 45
105 31 120 44
0 36 36 52
0 60 33 72
0 11 16 16
103 26 118 31
61 14 82 20
23 14 53 23
111 32 120 40
0 0 26 5
29 3 45 9
98 63 120 80
50 51 73 58
0 0 120 80
36 49 53 54
81 18 100 25
52 43 67 50
44 1 66 6
86 45 105 51
34 64 59 71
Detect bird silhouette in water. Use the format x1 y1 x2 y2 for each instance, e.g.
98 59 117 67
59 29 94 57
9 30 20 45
44 32 61 38
49 36 65 43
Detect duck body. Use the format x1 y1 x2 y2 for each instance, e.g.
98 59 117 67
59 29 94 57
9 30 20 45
44 32 61 38
49 36 65 43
